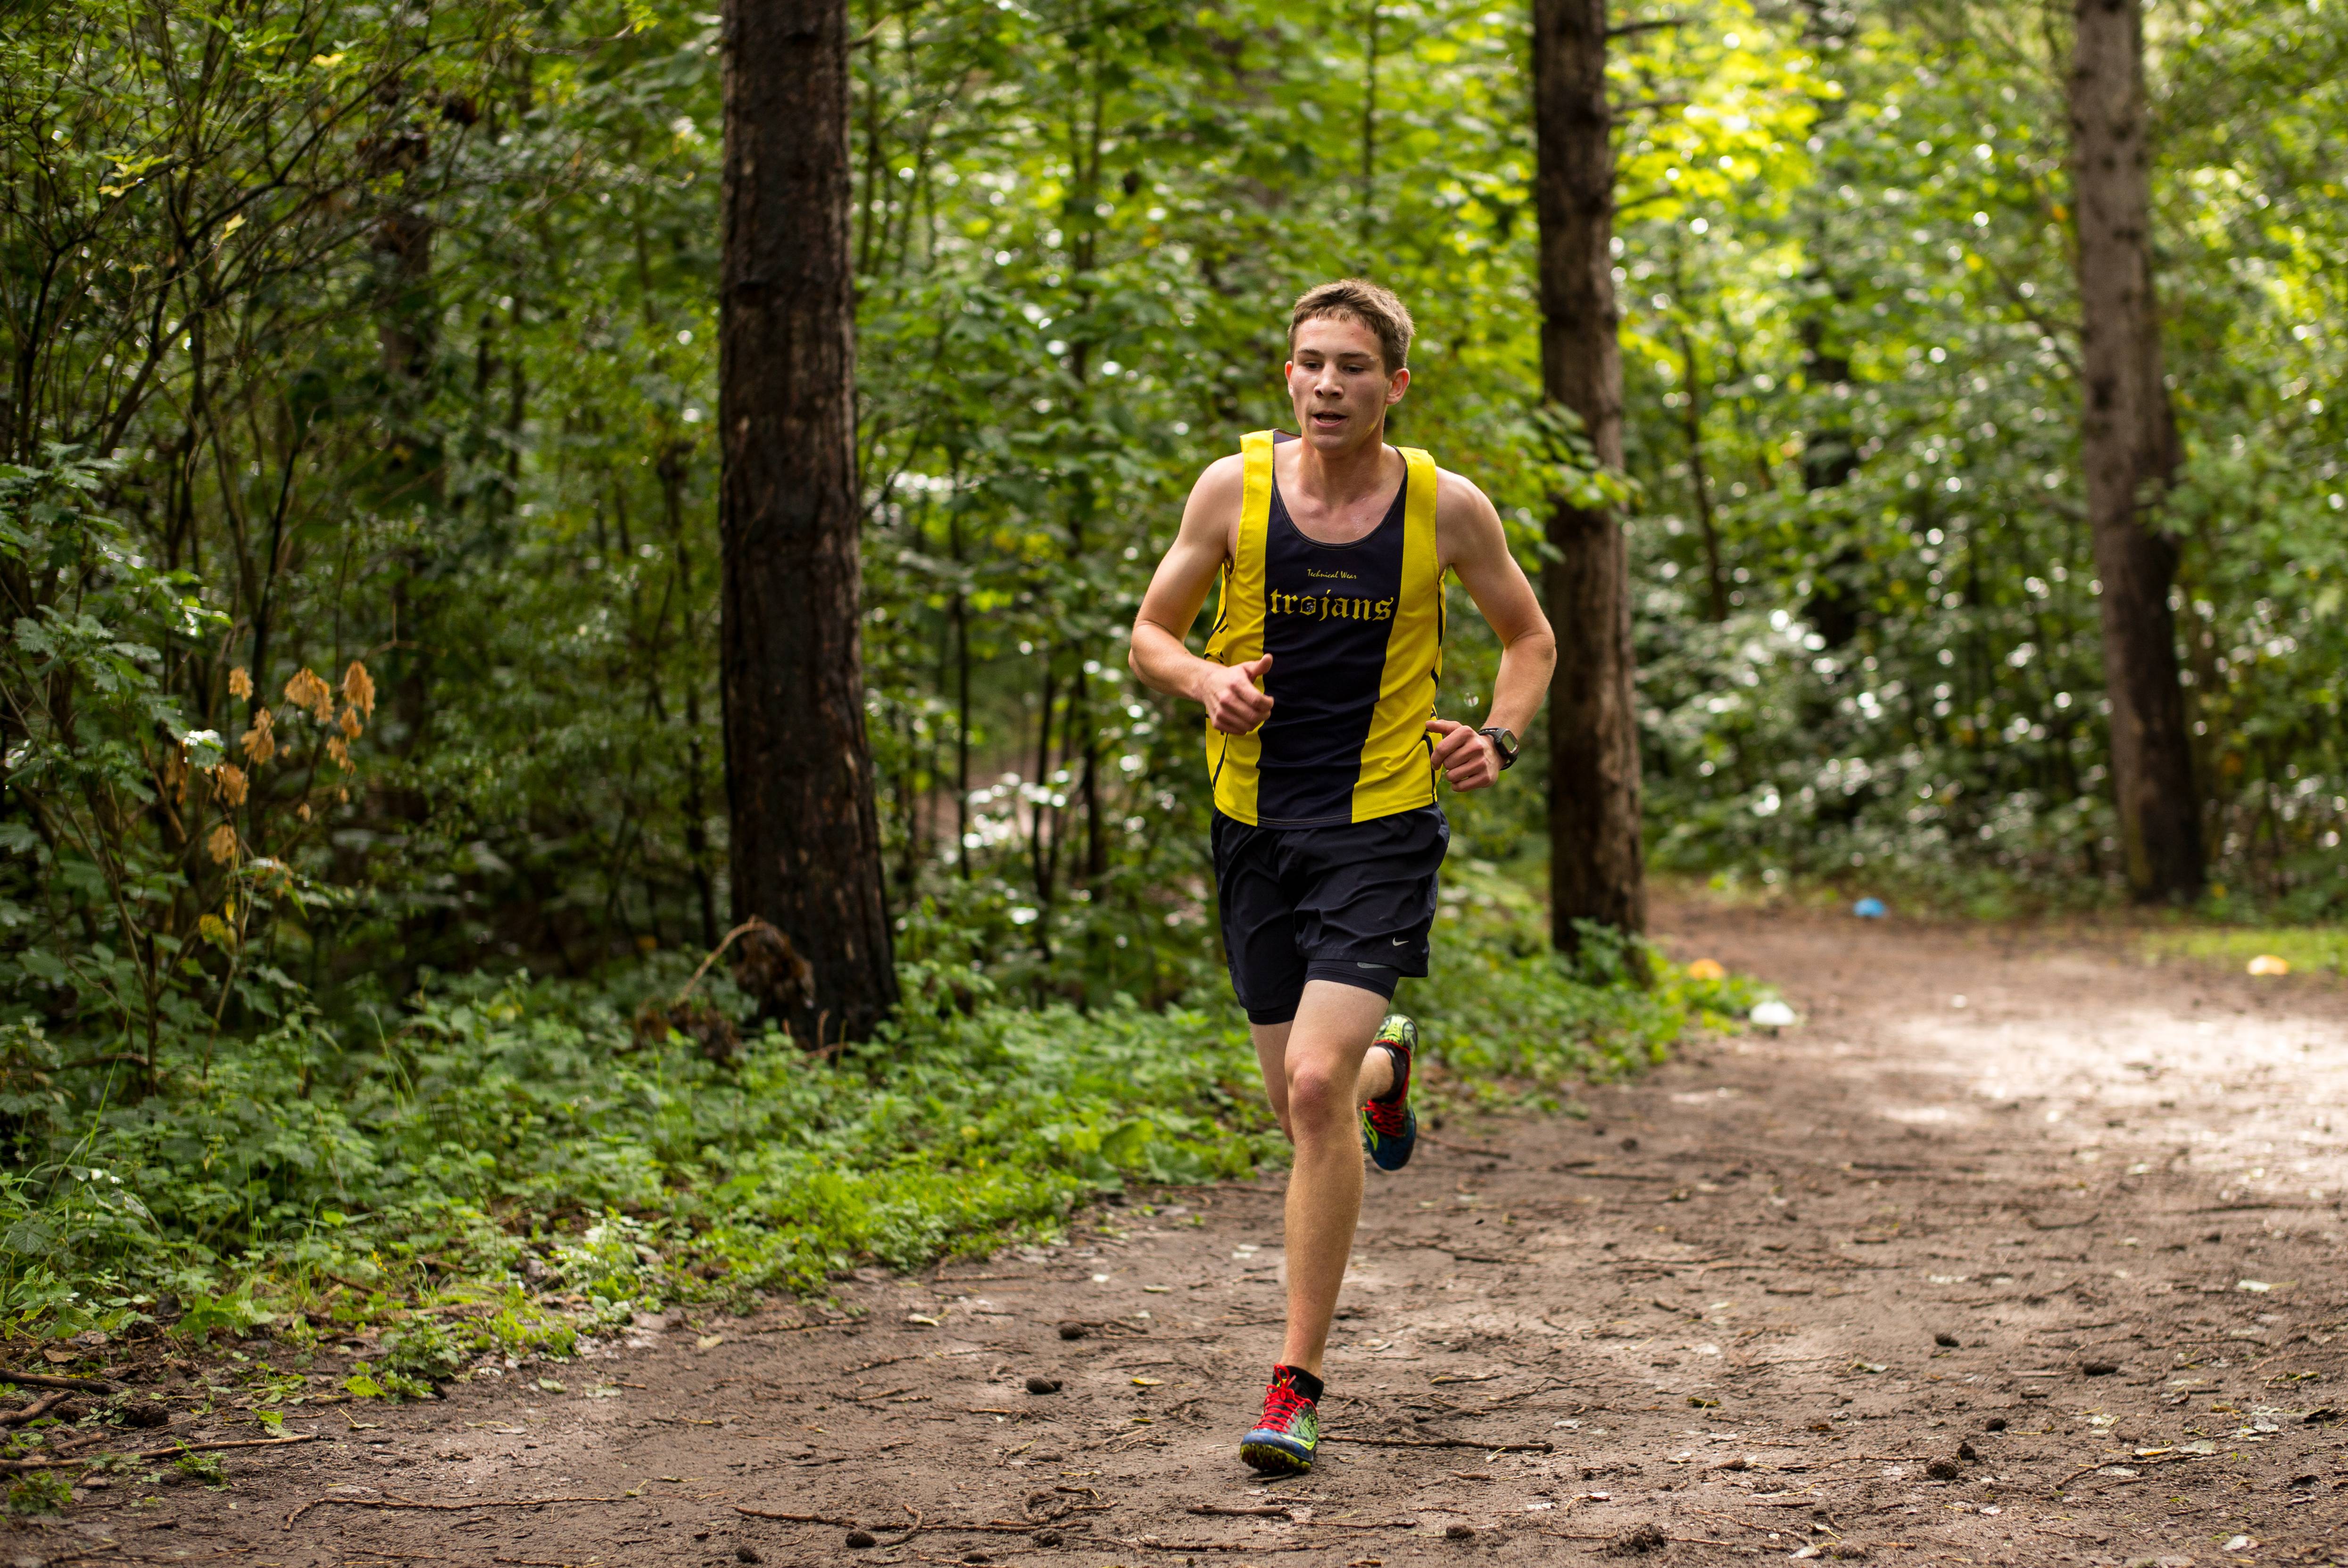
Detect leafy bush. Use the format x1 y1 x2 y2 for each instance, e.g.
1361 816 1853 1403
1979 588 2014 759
0 879 1741 1339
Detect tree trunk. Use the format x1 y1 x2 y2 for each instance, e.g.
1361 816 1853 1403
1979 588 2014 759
1531 0 1645 953
718 0 898 1043
2066 0 2203 902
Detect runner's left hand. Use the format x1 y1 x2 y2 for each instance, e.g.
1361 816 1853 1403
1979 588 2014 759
1427 719 1500 792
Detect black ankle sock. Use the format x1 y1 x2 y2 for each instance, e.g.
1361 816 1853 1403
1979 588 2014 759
1370 1041 1409 1104
1276 1364 1325 1404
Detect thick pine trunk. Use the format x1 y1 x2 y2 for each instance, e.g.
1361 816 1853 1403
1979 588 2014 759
718 0 898 1042
1531 0 1645 953
2066 0 2203 901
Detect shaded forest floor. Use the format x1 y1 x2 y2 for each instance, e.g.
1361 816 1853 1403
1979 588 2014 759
11 900 2348 1568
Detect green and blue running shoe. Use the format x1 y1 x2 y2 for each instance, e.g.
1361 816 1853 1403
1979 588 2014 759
1359 1013 1418 1172
1240 1365 1322 1475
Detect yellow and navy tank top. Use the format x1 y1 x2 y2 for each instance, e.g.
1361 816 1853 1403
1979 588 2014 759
1202 430 1444 827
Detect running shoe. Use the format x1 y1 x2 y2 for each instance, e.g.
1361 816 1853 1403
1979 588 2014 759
1240 1366 1321 1475
1359 1012 1418 1172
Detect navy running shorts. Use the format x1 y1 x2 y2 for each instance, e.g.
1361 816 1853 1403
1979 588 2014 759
1210 805 1449 1026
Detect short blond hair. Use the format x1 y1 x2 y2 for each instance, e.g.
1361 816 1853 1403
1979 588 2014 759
1288 279 1414 374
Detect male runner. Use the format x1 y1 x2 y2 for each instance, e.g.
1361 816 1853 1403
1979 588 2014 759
1128 279 1557 1475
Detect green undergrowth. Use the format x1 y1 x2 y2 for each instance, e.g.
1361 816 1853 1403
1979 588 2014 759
0 869 1753 1361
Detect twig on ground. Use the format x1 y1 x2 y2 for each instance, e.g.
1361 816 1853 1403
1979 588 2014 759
1539 1530 1753 1547
883 1504 926 1548
0 1390 70 1427
2 1432 319 1474
735 1508 860 1527
1322 1435 1553 1453
2049 1450 2216 1493
1691 1508 1809 1538
1419 1134 1513 1159
1110 1538 1314 1554
285 1492 622 1529
1189 1504 1293 1519
0 1370 116 1394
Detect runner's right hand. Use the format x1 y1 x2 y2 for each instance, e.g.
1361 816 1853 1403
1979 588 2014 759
1199 654 1275 734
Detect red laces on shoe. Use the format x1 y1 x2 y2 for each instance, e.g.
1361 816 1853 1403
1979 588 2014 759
1364 1094 1410 1136
1260 1378 1312 1428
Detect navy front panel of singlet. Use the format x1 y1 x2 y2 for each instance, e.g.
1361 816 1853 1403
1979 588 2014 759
1254 454 1409 826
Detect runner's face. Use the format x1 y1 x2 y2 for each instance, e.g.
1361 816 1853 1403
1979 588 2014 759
1285 316 1407 452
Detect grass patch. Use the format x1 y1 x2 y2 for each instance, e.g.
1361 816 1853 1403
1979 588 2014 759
2144 925 2348 979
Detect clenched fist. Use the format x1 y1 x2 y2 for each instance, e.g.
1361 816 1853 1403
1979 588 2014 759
1427 718 1501 792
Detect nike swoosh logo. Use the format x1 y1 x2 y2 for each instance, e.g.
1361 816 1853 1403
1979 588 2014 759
1392 938 1410 946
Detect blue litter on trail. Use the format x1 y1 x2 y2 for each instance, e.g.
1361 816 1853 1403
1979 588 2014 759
1852 897 1888 919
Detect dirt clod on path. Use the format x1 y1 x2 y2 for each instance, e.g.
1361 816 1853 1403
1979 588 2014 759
10 901 2348 1567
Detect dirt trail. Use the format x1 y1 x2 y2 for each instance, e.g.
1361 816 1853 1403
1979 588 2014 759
14 903 2348 1568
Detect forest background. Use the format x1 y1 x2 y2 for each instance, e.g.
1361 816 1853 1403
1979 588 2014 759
0 0 2341 1363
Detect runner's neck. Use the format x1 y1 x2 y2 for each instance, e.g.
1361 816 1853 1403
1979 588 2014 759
1275 433 1405 544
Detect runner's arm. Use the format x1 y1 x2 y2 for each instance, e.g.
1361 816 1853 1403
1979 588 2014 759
1427 472 1556 791
1129 455 1275 735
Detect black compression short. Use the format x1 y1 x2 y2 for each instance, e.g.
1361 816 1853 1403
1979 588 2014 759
1210 805 1448 1026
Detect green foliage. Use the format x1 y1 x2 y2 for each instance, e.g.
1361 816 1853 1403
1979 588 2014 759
168 1452 226 1490
2 0 2338 1358
6 1471 73 1514
2146 924 2348 979
0 899 1728 1332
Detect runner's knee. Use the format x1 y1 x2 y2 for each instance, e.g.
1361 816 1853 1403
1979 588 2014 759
1285 1060 1351 1125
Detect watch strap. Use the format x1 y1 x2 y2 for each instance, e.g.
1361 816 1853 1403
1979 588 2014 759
1477 726 1518 770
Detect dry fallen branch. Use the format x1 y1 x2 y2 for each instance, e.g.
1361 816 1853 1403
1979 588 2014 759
1418 1134 1514 1159
1322 1435 1553 1453
1188 1504 1294 1519
1111 1538 1315 1555
2049 1450 2217 1494
1 1432 319 1474
0 1370 116 1394
0 1390 70 1427
285 1492 623 1528
734 1507 860 1527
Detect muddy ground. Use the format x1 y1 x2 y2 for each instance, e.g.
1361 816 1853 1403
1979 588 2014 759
8 901 2347 1568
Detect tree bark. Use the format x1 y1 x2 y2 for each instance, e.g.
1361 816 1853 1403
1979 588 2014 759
718 0 898 1042
2066 0 2203 901
1531 0 1645 953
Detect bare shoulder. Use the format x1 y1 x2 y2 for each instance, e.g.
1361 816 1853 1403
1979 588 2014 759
1174 451 1248 553
1430 463 1505 559
1187 450 1248 507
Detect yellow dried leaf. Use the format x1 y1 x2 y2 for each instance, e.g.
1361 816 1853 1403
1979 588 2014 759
340 706 362 739
297 801 312 822
326 735 352 771
227 666 253 700
213 762 249 807
284 668 334 725
206 823 239 864
197 913 233 947
241 708 276 765
342 660 376 718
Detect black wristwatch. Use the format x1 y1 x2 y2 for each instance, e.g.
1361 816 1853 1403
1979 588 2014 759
1477 726 1519 771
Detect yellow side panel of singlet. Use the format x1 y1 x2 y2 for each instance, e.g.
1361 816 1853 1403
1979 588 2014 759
1349 445 1443 823
1202 430 1276 825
